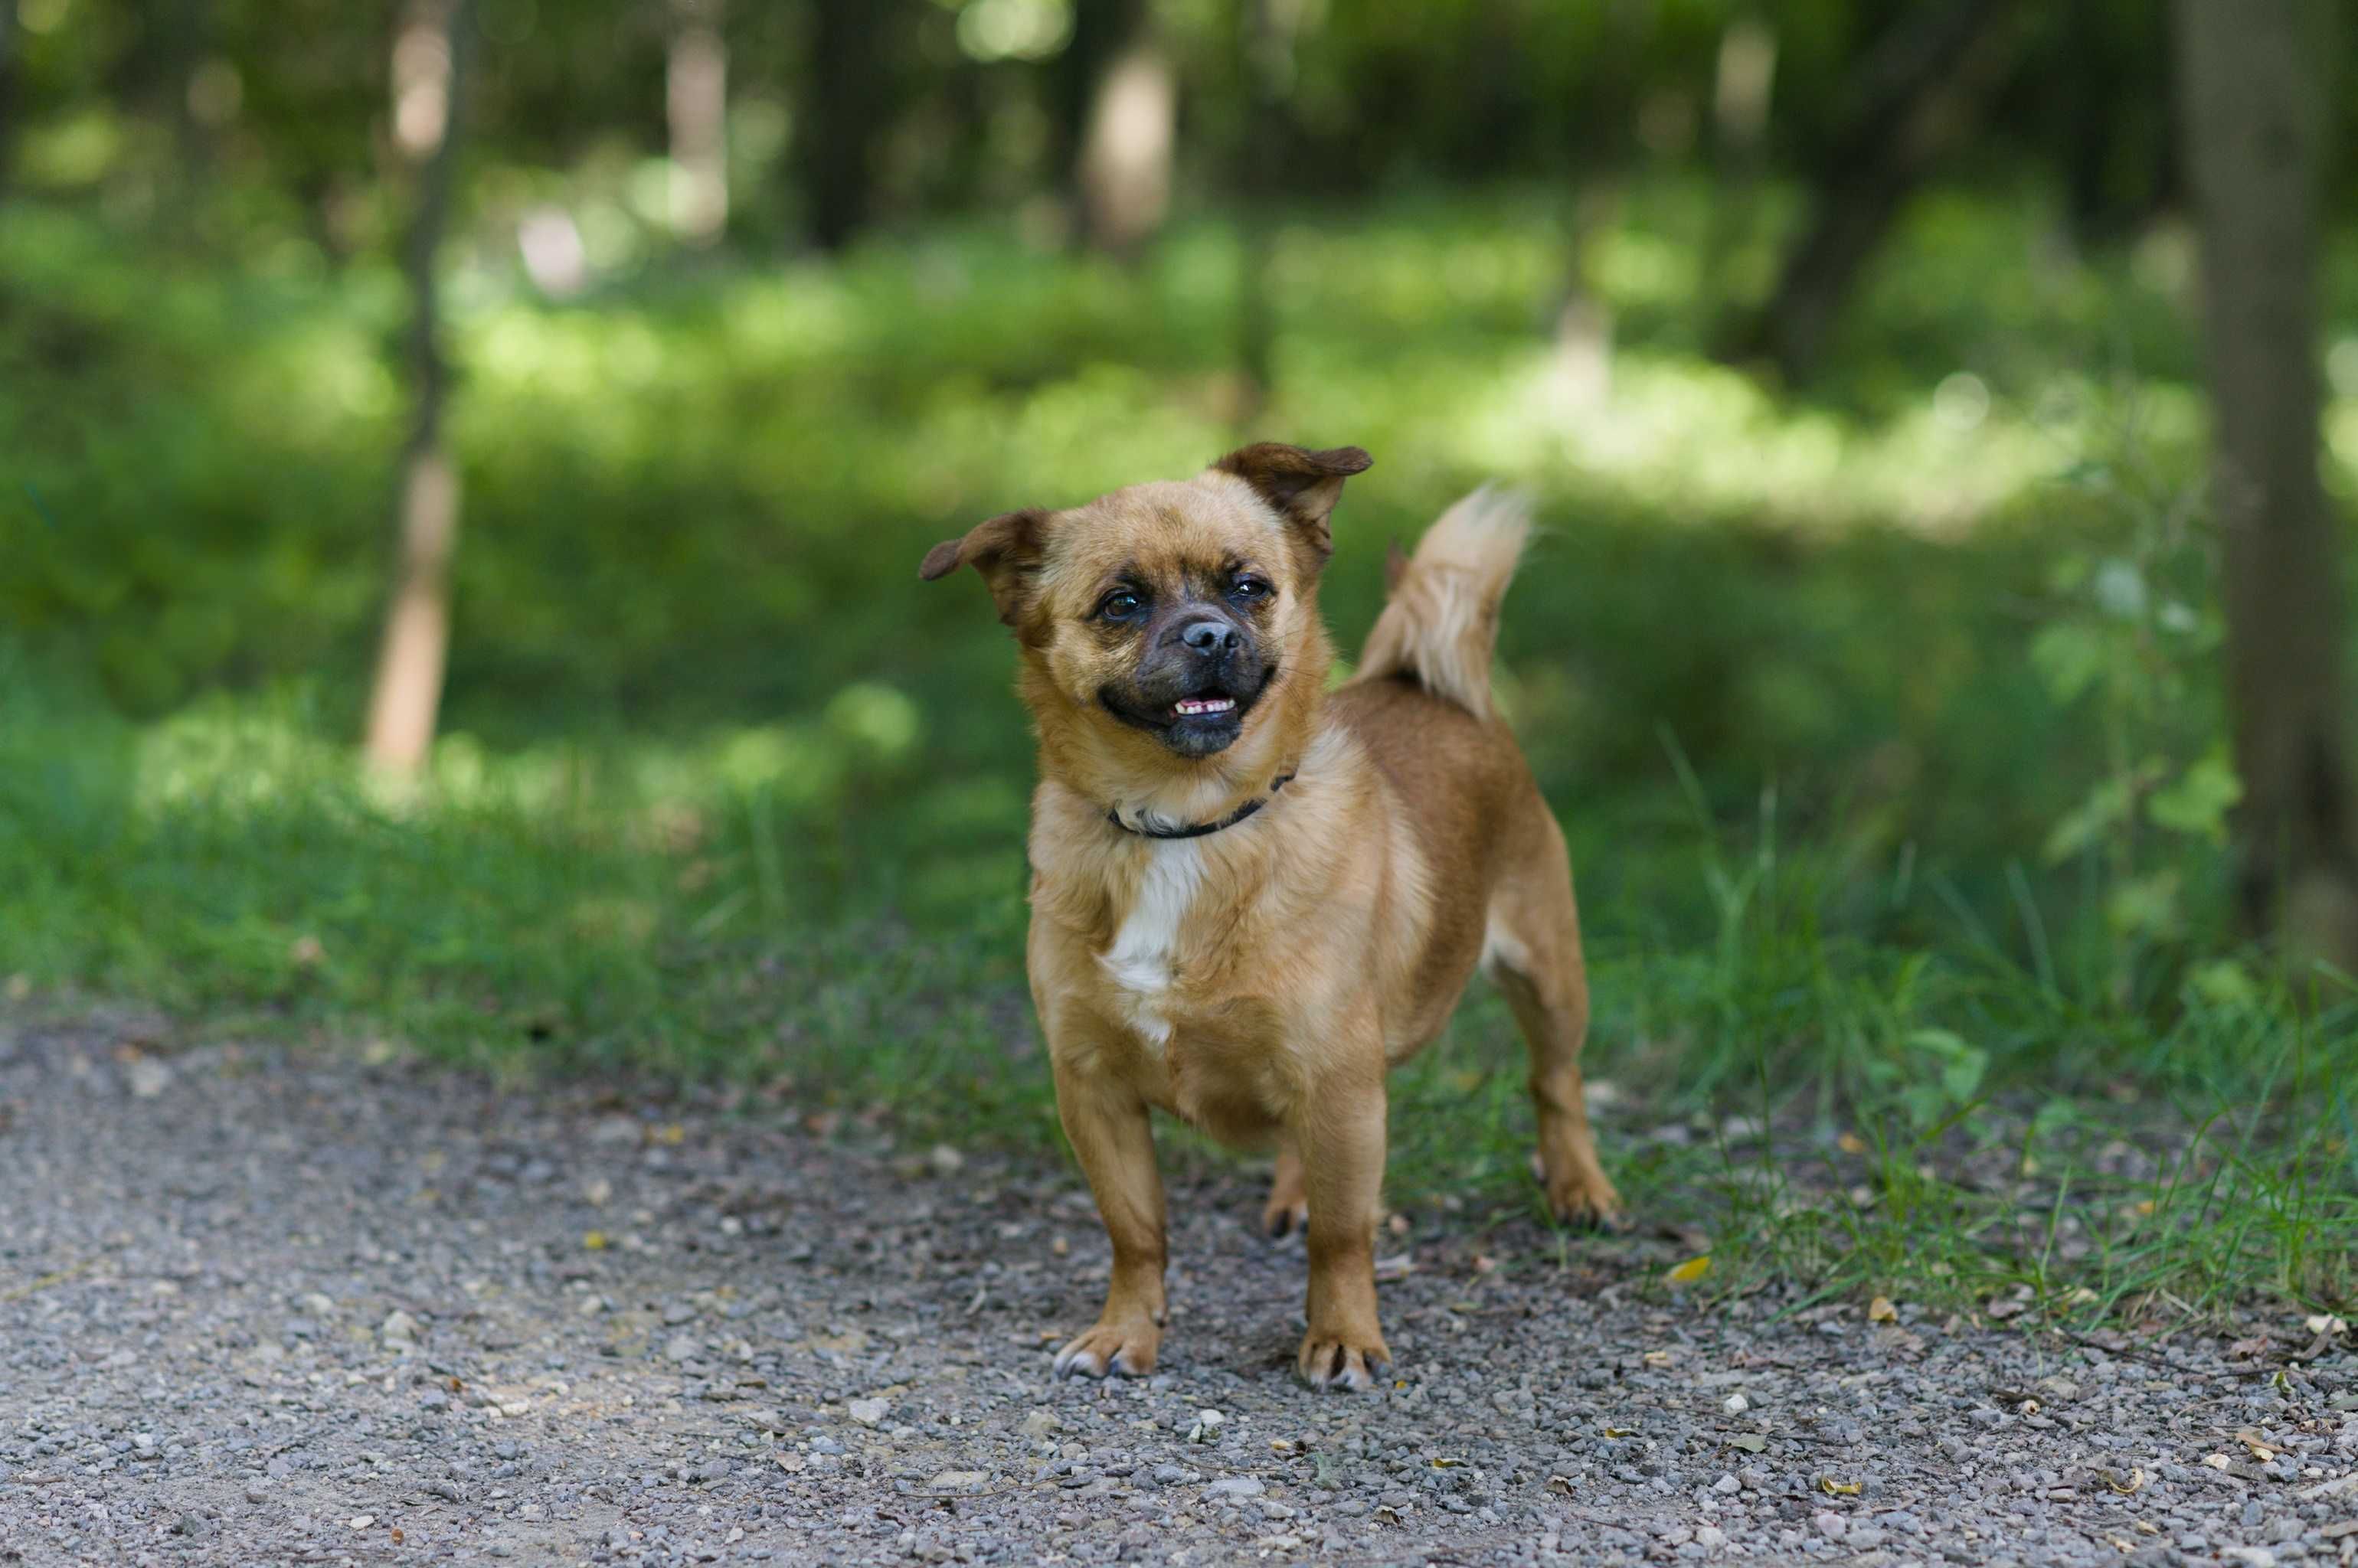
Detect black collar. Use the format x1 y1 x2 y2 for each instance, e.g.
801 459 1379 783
1107 773 1296 840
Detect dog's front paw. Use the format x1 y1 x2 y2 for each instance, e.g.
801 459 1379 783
1296 1333 1390 1392
1053 1319 1161 1380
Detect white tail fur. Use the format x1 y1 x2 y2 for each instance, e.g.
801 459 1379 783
1350 485 1531 720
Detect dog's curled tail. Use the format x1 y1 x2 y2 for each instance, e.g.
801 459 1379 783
1352 485 1531 720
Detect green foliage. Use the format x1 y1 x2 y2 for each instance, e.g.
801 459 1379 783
3 175 2352 1321
2026 445 2239 997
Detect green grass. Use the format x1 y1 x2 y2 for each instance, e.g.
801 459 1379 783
4 178 2355 1325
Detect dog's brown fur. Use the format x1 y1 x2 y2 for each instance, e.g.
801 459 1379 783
921 444 1618 1390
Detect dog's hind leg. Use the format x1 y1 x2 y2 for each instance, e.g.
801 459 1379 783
1486 814 1624 1230
1261 1142 1310 1239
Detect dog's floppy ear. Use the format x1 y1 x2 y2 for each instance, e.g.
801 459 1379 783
1213 442 1372 565
918 508 1050 627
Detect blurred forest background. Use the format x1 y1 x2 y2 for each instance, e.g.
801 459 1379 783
2 1 2354 1310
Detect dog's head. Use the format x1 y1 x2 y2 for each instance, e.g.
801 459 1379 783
920 443 1369 769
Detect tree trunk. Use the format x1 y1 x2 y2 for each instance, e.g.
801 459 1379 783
798 0 886 252
365 0 476 776
167 0 213 181
1551 189 1617 413
1070 0 1172 257
1232 0 1293 428
1697 12 1774 325
667 0 727 245
2172 0 2358 969
0 0 18 193
1722 0 2024 384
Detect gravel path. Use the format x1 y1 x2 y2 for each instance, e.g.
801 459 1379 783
3 1009 2355 1568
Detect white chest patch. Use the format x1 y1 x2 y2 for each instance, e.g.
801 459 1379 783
1100 840 1207 1052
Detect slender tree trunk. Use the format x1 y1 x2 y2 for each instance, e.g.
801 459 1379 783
1233 0 1293 428
2173 0 2358 969
798 0 886 252
1698 12 1774 323
1722 0 2024 384
365 0 476 776
1551 189 1616 413
0 0 18 193
667 0 727 245
167 0 212 181
1071 0 1172 257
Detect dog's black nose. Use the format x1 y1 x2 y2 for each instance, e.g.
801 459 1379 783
1179 619 1240 656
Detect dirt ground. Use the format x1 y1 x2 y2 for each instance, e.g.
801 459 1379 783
2 1008 2354 1567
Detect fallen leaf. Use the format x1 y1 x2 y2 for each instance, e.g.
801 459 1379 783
2235 1429 2277 1462
1868 1296 1897 1324
2106 1467 2145 1494
2202 1453 2233 1472
1728 1434 1768 1453
1547 1475 1575 1495
1601 1426 1634 1438
1818 1476 1862 1496
2307 1313 2350 1338
1837 1132 1867 1155
1665 1256 1711 1286
1643 1350 1674 1368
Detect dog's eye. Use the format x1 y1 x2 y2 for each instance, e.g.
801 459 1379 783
1099 590 1143 620
1231 575 1270 601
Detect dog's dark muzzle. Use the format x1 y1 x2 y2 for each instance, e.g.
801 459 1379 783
1098 608 1272 757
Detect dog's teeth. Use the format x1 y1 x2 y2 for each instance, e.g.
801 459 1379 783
1175 697 1236 717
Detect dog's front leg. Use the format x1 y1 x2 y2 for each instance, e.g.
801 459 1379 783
1049 1053 1166 1378
1294 1063 1392 1390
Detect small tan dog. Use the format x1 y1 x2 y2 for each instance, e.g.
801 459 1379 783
920 443 1618 1390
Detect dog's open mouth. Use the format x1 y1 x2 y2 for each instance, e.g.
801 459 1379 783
1099 665 1278 756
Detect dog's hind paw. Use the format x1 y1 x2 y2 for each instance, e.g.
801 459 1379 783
1261 1148 1310 1240
1053 1320 1159 1380
1260 1192 1309 1240
1532 1151 1629 1232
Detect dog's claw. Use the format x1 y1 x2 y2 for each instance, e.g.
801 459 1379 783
1261 1197 1308 1240
1297 1334 1389 1392
1532 1151 1627 1231
1053 1321 1159 1380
